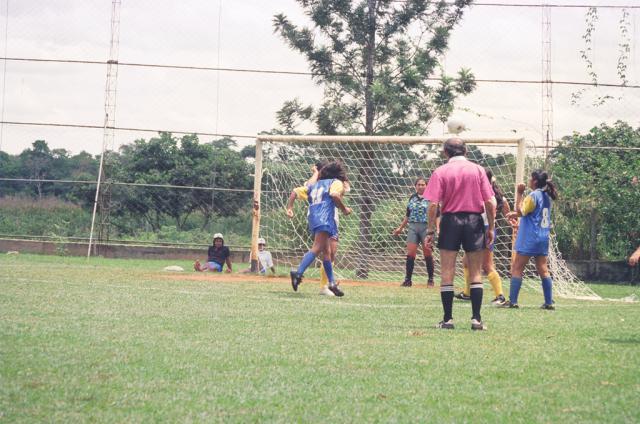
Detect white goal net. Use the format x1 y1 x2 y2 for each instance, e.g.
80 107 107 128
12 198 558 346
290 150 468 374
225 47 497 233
255 135 599 300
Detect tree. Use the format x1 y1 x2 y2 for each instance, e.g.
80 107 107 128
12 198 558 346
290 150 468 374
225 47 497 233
550 121 640 260
111 133 253 232
0 151 23 196
273 0 475 277
19 140 54 199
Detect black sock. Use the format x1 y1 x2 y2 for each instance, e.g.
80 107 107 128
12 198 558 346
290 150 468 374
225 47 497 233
425 256 434 281
470 282 483 321
441 285 454 321
405 256 415 282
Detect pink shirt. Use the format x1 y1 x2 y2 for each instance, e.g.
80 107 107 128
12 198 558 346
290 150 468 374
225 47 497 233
423 156 494 213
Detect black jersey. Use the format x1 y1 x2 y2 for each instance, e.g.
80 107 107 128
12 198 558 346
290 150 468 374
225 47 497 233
208 245 230 264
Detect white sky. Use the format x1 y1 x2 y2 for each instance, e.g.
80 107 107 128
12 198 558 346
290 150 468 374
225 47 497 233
0 0 638 155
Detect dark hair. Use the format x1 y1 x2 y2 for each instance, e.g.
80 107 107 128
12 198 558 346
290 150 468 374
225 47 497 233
315 159 329 170
531 169 557 200
443 138 466 157
414 177 426 186
485 168 504 209
318 160 348 182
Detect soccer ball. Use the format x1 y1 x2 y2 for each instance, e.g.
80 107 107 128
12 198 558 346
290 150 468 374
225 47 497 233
446 120 467 134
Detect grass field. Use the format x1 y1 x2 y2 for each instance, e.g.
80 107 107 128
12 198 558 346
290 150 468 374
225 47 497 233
1 254 639 422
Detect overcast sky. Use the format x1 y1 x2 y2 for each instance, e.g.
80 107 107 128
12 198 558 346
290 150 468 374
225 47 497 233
0 0 638 155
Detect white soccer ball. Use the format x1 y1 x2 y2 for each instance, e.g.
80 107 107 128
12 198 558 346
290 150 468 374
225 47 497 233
446 120 467 134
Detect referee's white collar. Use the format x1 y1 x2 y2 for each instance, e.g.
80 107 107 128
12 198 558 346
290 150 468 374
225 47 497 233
448 155 467 162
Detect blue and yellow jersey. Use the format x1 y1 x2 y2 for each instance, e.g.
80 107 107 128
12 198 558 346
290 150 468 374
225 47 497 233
515 189 552 255
297 179 344 232
406 193 429 223
294 179 344 226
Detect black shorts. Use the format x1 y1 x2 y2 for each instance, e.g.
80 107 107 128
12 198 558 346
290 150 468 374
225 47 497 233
437 212 485 252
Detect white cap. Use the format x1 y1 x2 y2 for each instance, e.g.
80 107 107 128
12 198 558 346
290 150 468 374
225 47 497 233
213 233 224 240
257 237 266 245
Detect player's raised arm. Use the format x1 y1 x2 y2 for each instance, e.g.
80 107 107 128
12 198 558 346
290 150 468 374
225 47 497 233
330 190 351 215
286 186 308 218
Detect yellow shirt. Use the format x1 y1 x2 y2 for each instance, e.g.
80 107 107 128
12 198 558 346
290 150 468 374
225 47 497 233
521 195 535 216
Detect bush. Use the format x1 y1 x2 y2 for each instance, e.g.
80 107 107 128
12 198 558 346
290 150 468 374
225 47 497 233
0 196 91 238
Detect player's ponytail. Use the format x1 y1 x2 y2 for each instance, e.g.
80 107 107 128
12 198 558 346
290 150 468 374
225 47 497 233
485 168 504 208
531 169 557 200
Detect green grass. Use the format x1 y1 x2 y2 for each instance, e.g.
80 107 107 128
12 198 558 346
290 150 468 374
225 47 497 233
1 254 639 422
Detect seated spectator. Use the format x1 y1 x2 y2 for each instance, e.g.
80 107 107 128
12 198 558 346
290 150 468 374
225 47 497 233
241 237 276 275
257 237 276 275
194 233 232 273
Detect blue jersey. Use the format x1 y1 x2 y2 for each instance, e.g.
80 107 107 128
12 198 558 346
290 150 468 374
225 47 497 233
515 189 552 256
307 178 341 235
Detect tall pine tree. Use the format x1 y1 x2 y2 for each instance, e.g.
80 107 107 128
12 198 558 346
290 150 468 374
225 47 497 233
274 0 475 277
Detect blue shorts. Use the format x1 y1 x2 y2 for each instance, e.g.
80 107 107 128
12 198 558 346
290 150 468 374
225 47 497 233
207 261 223 272
311 224 338 239
516 250 548 257
515 238 549 257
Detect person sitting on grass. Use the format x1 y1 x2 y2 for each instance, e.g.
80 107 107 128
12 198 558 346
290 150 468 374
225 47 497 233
242 237 276 275
257 237 276 275
194 233 232 273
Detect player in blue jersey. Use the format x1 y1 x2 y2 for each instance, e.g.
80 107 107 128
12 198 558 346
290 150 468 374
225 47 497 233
500 170 558 309
290 161 352 296
286 160 349 296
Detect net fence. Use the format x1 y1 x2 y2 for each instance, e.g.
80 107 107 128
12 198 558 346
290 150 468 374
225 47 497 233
258 136 600 299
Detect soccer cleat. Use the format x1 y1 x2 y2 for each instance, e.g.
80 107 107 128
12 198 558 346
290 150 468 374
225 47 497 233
194 260 202 272
540 303 555 310
471 318 486 331
498 300 519 309
290 270 303 292
455 292 471 301
435 319 455 330
401 280 412 287
427 279 435 288
328 283 344 297
491 294 507 306
319 285 336 296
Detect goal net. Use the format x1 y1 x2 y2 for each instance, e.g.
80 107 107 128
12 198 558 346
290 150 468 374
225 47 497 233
255 135 599 300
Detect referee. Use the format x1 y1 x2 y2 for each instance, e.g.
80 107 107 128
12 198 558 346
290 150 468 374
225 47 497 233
424 138 496 330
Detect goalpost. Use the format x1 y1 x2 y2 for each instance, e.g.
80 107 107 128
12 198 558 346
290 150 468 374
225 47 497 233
251 135 599 300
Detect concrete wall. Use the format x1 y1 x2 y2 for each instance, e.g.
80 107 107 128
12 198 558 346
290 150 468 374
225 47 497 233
565 259 639 284
0 239 251 264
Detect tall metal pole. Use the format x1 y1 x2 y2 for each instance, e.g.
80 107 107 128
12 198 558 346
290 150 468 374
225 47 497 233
87 0 121 258
542 2 554 166
0 0 10 152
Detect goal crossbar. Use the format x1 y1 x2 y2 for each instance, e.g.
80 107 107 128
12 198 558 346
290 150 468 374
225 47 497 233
257 135 524 146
